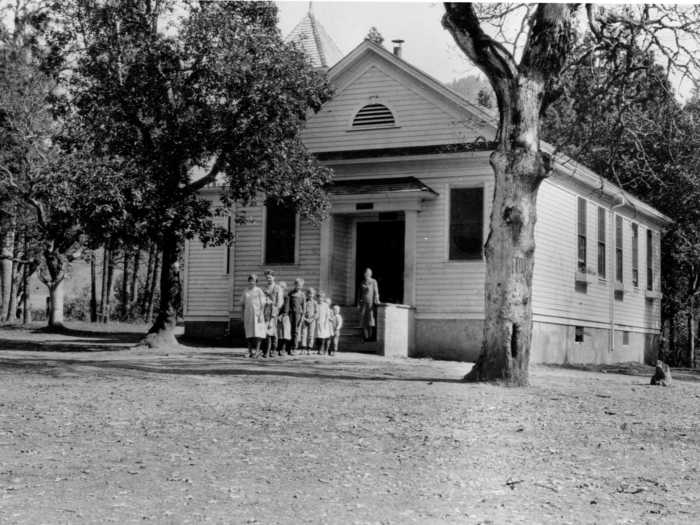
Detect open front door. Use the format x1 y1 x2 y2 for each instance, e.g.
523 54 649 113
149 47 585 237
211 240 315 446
355 220 405 304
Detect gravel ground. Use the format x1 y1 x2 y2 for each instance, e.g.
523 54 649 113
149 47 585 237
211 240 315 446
0 324 699 524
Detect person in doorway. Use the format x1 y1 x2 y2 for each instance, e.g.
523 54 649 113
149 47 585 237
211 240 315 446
263 270 283 357
358 267 380 341
240 273 266 358
329 304 343 355
289 278 306 354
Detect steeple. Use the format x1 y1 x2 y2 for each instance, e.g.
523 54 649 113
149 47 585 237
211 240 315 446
285 4 343 69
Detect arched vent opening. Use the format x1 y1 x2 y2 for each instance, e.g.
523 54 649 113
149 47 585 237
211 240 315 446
352 103 395 128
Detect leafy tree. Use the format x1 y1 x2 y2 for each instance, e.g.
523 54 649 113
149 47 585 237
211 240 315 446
52 0 333 346
442 3 699 384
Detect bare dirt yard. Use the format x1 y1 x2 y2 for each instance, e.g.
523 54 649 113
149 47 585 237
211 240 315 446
0 323 699 524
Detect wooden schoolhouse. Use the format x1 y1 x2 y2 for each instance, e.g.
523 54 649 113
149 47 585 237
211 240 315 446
182 10 671 364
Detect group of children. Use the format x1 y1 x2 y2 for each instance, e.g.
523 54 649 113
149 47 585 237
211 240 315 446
241 271 343 358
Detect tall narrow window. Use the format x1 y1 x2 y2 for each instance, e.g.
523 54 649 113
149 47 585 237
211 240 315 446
597 207 606 278
615 215 623 283
449 187 483 260
265 201 296 264
646 229 654 291
577 197 587 273
631 223 639 287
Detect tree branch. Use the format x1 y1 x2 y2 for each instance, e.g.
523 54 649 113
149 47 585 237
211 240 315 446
186 155 224 193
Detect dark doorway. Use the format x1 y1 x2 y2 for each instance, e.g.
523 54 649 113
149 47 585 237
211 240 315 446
355 220 405 304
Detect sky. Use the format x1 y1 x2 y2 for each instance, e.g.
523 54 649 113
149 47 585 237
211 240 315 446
275 1 482 84
275 1 697 100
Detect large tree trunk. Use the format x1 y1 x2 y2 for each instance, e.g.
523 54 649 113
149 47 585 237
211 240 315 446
140 243 155 317
90 254 97 322
6 233 22 322
0 219 15 320
22 235 30 324
129 247 140 315
48 280 65 328
42 249 66 330
121 247 130 318
104 251 115 323
100 248 110 322
442 3 575 385
142 237 178 347
465 146 547 385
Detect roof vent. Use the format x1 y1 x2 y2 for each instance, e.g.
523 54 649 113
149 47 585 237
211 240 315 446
352 103 395 128
391 39 404 58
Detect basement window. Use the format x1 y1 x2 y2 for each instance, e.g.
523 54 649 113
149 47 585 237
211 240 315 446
623 331 630 345
351 103 396 129
575 326 584 343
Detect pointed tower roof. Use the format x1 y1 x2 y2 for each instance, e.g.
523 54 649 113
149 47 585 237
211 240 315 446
285 5 343 69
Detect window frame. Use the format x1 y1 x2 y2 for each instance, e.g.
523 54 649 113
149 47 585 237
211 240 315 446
615 215 623 283
262 201 300 266
631 223 639 288
577 197 587 273
597 206 606 279
446 184 485 262
646 228 654 291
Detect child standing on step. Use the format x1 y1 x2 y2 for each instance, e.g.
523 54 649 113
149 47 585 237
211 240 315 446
329 305 343 355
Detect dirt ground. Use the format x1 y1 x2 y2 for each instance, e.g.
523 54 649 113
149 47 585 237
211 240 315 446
0 323 699 524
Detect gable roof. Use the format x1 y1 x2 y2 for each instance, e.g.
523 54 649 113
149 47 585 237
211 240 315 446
328 40 497 133
285 9 343 69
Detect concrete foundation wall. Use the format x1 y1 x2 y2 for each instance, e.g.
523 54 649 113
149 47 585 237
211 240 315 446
184 321 228 340
414 318 483 362
531 322 656 365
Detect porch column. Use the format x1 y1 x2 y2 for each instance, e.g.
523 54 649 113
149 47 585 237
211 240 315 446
319 215 333 293
403 210 417 305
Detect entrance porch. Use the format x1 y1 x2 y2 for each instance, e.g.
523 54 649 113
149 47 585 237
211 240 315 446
319 177 437 355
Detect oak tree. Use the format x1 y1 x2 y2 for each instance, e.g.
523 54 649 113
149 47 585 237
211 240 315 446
56 0 332 346
442 3 699 384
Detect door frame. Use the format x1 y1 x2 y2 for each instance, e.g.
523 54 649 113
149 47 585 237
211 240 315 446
352 216 405 305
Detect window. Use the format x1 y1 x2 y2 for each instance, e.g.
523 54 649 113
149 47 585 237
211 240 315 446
577 197 587 273
264 201 296 264
575 326 584 343
646 229 654 291
631 223 639 287
623 331 630 345
352 104 395 128
615 215 623 283
449 187 483 260
597 207 606 278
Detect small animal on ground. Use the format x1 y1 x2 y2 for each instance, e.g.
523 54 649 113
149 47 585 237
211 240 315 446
650 360 672 386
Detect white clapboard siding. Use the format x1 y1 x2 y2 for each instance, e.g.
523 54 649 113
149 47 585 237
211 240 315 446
185 213 231 317
303 59 491 153
231 206 321 317
330 215 352 305
532 180 661 331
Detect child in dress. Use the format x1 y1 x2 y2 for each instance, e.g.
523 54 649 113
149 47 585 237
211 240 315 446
289 278 306 354
330 305 343 355
300 287 317 354
315 292 332 355
276 281 292 356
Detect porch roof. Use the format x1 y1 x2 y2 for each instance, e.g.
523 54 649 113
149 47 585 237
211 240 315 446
328 177 438 197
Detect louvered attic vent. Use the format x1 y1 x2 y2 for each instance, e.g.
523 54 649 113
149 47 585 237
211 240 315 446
352 103 395 128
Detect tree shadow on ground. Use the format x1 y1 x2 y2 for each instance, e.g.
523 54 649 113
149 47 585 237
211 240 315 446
0 355 465 383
